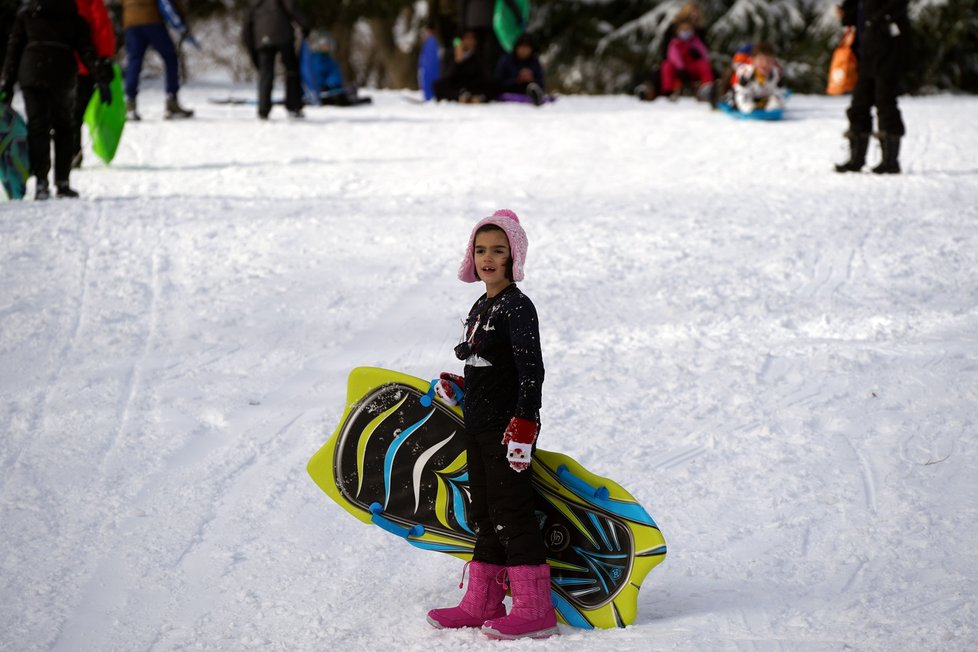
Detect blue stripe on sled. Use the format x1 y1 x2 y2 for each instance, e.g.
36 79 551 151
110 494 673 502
383 410 435 508
552 591 594 629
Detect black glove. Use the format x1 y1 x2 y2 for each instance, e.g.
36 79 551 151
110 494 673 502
688 47 703 61
94 58 114 84
96 81 112 105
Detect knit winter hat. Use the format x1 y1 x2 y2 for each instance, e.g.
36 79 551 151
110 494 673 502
457 209 528 283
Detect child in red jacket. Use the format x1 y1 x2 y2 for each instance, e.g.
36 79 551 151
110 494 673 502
73 0 117 168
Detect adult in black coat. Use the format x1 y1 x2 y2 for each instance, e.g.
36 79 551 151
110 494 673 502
243 0 310 120
834 0 911 174
1 0 112 199
434 29 497 102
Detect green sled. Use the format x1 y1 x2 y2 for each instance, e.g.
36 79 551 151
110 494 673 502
494 0 530 53
83 64 126 164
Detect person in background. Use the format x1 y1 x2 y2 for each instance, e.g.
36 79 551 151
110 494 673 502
457 0 498 81
72 0 116 168
121 0 194 120
834 0 910 174
1 0 113 199
434 29 496 103
494 33 545 105
730 42 787 113
303 30 371 107
243 0 309 120
635 2 712 102
660 17 716 103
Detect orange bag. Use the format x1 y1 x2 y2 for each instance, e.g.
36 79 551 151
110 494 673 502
826 27 858 95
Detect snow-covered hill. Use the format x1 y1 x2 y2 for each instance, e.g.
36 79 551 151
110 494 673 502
2 85 976 651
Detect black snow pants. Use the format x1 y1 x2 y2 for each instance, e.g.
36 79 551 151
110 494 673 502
23 84 76 183
846 72 905 136
467 428 547 567
257 43 302 117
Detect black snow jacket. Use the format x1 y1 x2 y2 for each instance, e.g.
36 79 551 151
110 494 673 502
458 284 545 434
840 0 911 77
244 0 309 52
1 0 100 91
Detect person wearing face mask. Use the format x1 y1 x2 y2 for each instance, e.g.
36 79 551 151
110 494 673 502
635 2 716 103
660 18 715 102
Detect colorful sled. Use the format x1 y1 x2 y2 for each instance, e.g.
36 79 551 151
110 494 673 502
498 91 556 105
83 64 126 164
494 0 530 53
158 0 199 48
307 367 667 629
0 104 30 200
718 99 784 121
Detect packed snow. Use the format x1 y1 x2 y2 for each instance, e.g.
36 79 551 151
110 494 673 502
2 83 977 652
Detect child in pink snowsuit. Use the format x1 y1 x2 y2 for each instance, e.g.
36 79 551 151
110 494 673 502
660 21 714 96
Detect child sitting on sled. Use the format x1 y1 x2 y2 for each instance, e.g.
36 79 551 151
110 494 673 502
302 30 371 107
494 33 546 106
660 17 716 102
730 42 786 114
434 30 497 103
426 209 558 640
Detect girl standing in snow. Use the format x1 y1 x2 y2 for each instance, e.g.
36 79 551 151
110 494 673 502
426 209 557 640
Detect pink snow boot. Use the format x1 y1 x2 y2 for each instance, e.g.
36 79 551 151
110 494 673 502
427 561 507 629
481 564 558 640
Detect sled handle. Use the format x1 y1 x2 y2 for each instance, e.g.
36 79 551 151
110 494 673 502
369 502 425 538
420 379 464 409
555 465 610 500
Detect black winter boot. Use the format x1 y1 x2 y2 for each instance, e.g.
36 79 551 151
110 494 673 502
56 181 80 198
164 94 194 120
835 131 870 173
35 179 51 201
872 132 901 174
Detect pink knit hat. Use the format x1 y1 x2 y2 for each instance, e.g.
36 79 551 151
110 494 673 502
457 209 529 283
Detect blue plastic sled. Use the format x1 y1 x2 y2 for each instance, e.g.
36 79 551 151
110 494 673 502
717 100 784 121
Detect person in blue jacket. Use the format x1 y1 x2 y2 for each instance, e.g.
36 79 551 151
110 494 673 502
302 30 371 107
494 33 545 105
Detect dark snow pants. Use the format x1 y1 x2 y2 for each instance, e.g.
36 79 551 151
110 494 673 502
23 84 76 183
466 428 546 567
847 73 905 136
257 43 302 118
125 24 180 98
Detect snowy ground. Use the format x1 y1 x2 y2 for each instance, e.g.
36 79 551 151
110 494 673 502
2 82 977 652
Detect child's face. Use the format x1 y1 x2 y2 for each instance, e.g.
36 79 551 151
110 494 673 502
473 230 511 287
461 32 477 52
754 54 773 76
515 44 532 60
